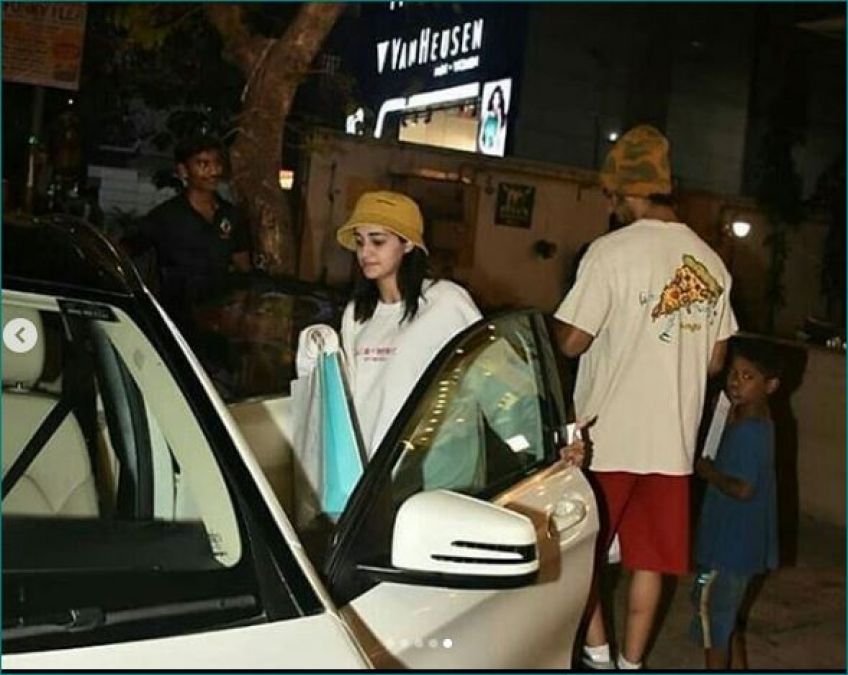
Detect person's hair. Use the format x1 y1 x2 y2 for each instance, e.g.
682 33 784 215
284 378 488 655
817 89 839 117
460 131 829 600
175 133 224 165
352 245 429 324
731 337 782 381
647 192 675 207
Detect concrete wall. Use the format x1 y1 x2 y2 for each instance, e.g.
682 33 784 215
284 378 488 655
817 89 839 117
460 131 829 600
299 130 608 312
301 130 832 332
791 345 845 527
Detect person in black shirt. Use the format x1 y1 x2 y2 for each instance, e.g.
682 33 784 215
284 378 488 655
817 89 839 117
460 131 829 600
123 134 252 390
129 134 251 326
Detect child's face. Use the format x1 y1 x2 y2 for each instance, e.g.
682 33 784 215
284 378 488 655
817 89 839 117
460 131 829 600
726 355 778 409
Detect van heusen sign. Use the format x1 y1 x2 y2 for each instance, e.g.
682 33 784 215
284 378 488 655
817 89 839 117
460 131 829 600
341 3 527 104
376 18 484 78
332 3 527 151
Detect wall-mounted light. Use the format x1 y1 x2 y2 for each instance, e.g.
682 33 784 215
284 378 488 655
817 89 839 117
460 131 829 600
607 131 619 142
278 169 294 190
730 220 752 238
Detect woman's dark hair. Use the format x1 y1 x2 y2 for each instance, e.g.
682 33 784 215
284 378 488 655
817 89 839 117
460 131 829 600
352 245 429 324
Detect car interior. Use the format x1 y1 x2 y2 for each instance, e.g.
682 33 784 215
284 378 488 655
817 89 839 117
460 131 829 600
3 305 99 518
2 297 242 574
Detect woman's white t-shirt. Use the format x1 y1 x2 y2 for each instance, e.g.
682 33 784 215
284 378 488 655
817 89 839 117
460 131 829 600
341 280 481 457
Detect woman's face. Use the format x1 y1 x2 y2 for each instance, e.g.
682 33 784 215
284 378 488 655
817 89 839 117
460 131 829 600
353 225 412 282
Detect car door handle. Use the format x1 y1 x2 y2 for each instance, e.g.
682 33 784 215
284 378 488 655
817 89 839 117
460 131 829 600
549 497 587 534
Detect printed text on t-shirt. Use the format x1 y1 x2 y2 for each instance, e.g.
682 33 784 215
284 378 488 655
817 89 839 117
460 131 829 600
357 346 398 362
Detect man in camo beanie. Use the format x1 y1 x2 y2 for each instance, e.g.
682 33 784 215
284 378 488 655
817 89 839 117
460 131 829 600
553 122 737 670
599 124 672 197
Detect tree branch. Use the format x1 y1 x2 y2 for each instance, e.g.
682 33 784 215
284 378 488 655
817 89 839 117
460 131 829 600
204 3 272 77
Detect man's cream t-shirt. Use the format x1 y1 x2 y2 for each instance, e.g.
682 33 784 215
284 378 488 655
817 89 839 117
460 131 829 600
342 280 481 457
555 219 737 475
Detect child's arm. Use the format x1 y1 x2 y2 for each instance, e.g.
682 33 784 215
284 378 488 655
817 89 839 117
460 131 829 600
695 457 754 501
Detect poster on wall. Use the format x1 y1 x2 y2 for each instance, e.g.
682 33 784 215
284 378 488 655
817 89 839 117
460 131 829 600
2 3 87 91
495 182 535 229
477 78 512 157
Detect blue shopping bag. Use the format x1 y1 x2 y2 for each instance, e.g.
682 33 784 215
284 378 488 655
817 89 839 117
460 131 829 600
319 351 365 517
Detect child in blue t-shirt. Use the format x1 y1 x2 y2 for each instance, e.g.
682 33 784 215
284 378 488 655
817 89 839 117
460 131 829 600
691 338 780 669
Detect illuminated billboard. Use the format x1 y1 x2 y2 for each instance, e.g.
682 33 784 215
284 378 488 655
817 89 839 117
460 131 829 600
478 78 512 157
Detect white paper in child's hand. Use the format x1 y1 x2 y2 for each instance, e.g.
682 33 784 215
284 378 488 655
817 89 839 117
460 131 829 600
702 391 731 460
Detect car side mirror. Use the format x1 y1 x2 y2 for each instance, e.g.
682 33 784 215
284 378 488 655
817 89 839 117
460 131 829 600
356 490 538 589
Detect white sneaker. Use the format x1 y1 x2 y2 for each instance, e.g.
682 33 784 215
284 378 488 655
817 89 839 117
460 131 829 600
581 653 616 670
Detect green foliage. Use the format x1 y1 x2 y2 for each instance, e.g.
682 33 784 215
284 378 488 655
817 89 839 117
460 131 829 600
80 4 242 152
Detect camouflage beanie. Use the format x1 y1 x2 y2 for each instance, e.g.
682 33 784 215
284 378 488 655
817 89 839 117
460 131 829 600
599 125 672 197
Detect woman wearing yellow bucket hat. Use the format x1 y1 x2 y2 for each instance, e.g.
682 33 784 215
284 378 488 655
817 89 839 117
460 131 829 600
337 190 481 457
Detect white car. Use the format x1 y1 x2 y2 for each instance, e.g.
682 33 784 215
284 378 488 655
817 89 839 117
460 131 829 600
2 215 598 669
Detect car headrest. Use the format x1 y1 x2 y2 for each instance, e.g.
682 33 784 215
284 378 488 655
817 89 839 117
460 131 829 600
3 306 45 389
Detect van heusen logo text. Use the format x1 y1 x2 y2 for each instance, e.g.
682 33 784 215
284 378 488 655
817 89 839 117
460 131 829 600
376 18 484 77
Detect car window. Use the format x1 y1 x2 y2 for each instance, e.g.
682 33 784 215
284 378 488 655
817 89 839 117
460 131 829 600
186 278 344 403
2 298 264 652
3 302 241 569
389 313 550 505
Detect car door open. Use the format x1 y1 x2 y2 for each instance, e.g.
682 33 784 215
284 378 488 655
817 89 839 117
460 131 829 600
324 312 599 669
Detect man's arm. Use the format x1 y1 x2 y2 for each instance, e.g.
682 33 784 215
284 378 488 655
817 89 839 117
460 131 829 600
708 339 728 377
555 322 594 358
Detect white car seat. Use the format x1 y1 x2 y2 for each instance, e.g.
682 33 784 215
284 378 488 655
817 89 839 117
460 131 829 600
2 306 99 517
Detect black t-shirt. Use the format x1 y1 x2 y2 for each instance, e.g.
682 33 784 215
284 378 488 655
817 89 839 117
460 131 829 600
135 193 250 323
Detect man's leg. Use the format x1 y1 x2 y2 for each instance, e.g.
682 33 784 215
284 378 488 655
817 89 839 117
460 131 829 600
581 473 635 667
616 474 690 667
621 569 662 664
585 598 607 646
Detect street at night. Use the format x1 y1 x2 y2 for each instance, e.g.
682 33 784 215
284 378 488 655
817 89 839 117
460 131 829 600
2 2 844 670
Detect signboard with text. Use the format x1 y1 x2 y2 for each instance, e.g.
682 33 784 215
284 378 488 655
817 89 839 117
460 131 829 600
333 3 527 112
3 3 87 90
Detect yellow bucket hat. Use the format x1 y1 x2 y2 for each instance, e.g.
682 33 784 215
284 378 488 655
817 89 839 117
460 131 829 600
336 190 428 254
599 124 672 197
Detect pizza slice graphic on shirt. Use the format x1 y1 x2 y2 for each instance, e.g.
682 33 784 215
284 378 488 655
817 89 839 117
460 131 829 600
651 254 723 320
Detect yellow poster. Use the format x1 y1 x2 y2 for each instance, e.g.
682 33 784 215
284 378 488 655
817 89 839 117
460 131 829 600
3 3 87 91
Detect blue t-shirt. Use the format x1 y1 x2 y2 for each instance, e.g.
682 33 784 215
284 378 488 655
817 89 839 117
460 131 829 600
695 417 779 575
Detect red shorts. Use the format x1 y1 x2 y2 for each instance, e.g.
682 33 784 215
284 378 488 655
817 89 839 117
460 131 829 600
592 471 690 575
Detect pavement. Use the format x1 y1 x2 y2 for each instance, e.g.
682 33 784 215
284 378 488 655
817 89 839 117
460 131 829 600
592 515 845 671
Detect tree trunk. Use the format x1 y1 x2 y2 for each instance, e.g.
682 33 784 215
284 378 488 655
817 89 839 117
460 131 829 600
206 3 343 276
